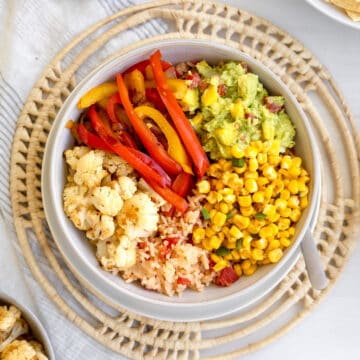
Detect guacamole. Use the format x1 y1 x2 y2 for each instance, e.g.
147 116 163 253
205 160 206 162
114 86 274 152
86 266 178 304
183 61 295 160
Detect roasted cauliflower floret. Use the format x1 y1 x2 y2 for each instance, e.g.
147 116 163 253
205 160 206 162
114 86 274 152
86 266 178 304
64 146 90 170
91 186 123 216
86 215 115 240
110 176 137 200
29 341 48 360
63 185 89 216
0 340 37 360
103 152 134 177
0 306 21 335
73 150 108 188
117 192 159 239
96 235 136 271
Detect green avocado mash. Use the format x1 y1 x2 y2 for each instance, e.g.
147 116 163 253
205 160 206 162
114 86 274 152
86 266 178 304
184 61 295 160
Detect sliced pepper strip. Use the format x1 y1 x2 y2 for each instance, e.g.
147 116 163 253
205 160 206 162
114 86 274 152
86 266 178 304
77 124 113 152
172 172 193 196
150 50 210 179
88 105 170 187
134 106 193 175
77 82 118 109
145 88 166 112
116 73 182 176
106 93 122 126
144 177 189 213
124 59 172 75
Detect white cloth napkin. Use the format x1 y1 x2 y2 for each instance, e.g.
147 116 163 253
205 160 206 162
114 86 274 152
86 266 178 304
0 1 168 358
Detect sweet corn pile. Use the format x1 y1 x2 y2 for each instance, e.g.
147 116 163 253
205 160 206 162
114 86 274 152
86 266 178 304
193 140 309 277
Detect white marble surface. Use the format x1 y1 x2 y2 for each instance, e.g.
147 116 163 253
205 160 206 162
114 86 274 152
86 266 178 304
1 0 359 359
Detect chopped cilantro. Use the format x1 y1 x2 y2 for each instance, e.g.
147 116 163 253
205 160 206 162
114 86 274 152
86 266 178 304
201 208 211 221
232 157 245 168
255 212 267 220
215 246 231 256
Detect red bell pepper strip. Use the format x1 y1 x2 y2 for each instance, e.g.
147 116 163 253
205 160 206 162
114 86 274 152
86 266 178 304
177 277 191 286
150 50 210 179
106 93 122 126
145 88 166 112
171 172 193 197
144 177 189 213
77 124 113 152
123 59 172 75
88 105 170 187
116 73 182 176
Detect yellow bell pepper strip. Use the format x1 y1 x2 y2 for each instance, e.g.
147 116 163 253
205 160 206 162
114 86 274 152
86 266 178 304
116 73 183 176
124 69 146 104
77 82 118 109
150 50 210 179
144 79 188 100
134 105 193 175
88 105 171 187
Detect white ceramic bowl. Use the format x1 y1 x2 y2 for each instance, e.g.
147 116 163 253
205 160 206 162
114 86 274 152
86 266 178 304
42 39 320 322
305 0 360 30
0 293 55 359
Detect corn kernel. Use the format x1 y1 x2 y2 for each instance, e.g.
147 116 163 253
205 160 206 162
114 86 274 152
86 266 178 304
238 195 252 207
239 248 251 259
262 121 274 140
257 176 269 187
210 253 221 263
245 178 258 193
224 253 233 261
208 163 222 178
280 155 292 169
280 237 292 247
268 223 279 236
227 174 243 189
300 196 308 209
226 241 237 249
229 225 242 239
272 179 284 194
275 198 287 210
213 259 228 272
215 181 224 191
288 180 299 194
205 227 215 238
290 208 301 222
292 157 302 168
196 180 211 194
202 84 218 106
209 209 217 218
232 214 250 229
279 207 291 218
262 164 277 180
218 232 225 241
234 164 247 174
264 184 274 200
234 264 243 276
193 228 205 244
288 196 300 208
209 235 223 249
206 191 218 204
243 264 257 276
230 145 244 159
259 225 275 239
242 234 252 249
289 226 296 236
280 189 291 200
241 206 255 217
252 248 264 261
257 153 268 165
268 248 283 263
241 259 252 271
268 239 281 250
254 238 268 250
289 166 301 178
211 211 227 227
278 230 289 238
202 238 212 251
298 180 307 192
249 158 258 172
268 155 281 166
219 202 230 214
244 146 258 158
231 250 241 261
263 204 276 217
252 191 265 203
223 193 237 204
268 140 280 155
278 218 291 230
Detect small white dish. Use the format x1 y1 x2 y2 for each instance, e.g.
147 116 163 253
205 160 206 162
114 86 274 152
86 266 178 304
305 0 360 30
0 293 55 359
42 39 321 322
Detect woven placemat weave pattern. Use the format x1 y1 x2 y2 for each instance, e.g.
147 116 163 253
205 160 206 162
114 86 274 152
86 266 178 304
10 1 360 359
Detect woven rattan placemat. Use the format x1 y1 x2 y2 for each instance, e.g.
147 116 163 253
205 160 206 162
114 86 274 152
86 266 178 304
10 1 360 359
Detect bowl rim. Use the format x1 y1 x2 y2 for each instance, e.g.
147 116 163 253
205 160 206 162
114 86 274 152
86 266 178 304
0 292 55 359
42 38 321 321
